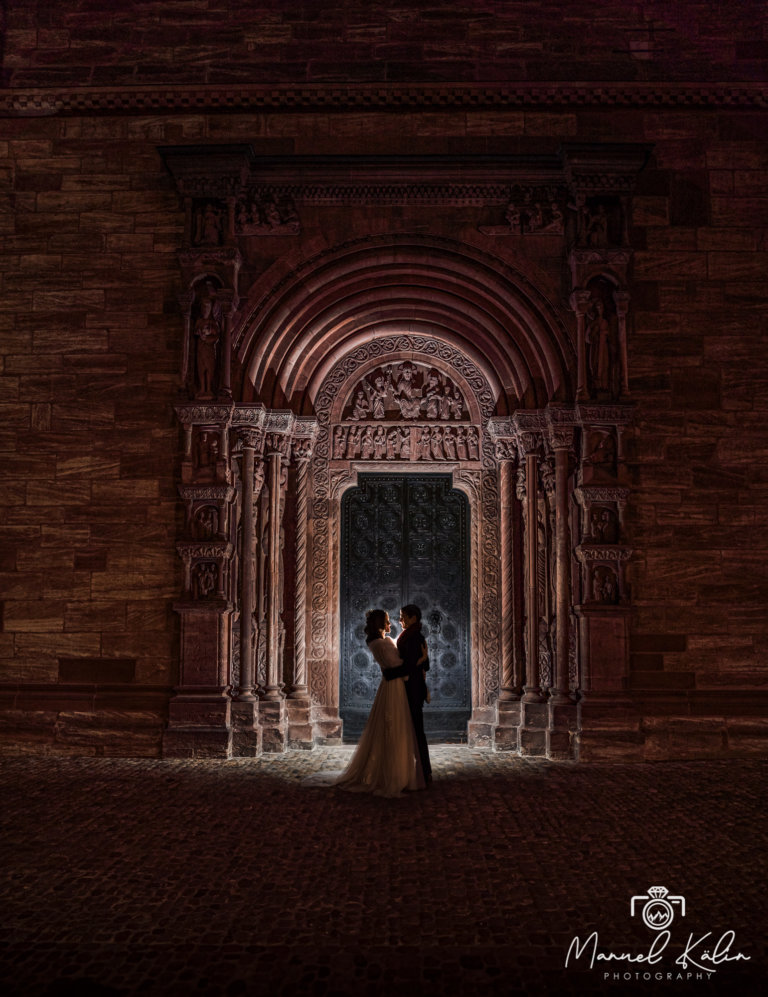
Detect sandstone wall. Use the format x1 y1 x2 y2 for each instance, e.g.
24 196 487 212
1 1 766 756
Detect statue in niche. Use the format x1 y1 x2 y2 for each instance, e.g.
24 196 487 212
584 430 617 471
194 505 219 539
591 566 619 605
192 284 223 400
194 203 223 246
585 204 609 248
195 562 217 599
586 298 617 398
196 431 220 473
590 506 618 544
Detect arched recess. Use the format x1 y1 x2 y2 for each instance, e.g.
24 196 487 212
229 235 577 745
234 235 575 414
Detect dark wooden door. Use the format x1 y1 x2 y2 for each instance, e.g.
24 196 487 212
340 473 471 741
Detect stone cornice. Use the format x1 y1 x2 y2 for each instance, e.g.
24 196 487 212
1 82 766 117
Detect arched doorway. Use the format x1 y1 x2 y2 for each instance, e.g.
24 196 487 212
340 472 471 742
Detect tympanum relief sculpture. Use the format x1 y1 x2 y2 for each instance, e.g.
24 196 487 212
333 362 481 464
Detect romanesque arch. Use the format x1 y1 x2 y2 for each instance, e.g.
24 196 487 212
161 148 644 759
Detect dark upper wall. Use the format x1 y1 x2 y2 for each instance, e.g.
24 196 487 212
2 0 768 88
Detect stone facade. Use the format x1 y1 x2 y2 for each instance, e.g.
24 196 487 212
1 1 767 761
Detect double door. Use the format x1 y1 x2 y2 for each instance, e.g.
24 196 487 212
340 473 471 741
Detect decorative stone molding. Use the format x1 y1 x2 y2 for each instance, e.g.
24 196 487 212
6 83 766 118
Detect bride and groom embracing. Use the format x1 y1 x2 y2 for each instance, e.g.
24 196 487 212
334 604 433 798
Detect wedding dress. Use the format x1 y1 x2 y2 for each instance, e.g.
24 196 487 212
334 636 426 797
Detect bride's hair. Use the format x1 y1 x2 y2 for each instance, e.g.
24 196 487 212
364 609 388 643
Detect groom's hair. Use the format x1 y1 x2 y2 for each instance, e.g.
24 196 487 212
401 604 421 622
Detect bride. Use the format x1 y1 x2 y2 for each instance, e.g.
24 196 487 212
334 608 427 797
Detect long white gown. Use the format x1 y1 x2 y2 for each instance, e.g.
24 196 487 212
334 636 426 797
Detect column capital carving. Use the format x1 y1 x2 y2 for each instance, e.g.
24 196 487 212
235 427 265 453
570 288 594 314
175 401 234 427
546 405 577 451
292 416 319 462
486 418 518 462
613 288 631 316
265 433 292 458
232 403 267 429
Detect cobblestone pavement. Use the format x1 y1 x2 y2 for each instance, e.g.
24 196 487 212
1 748 766 997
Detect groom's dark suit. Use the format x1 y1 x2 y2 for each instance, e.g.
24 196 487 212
384 622 432 783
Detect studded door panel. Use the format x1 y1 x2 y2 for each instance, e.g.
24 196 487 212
340 473 470 741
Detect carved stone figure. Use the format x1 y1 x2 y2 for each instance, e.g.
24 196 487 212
194 505 219 539
505 201 521 233
196 431 220 471
399 427 411 459
586 204 609 248
333 426 347 459
374 426 387 459
392 362 422 419
361 426 374 459
543 201 564 234
351 390 369 421
386 428 400 460
584 430 616 470
195 562 217 598
456 426 468 460
443 427 456 459
430 426 444 460
467 427 480 460
528 203 544 231
586 298 614 397
195 203 223 246
416 427 431 460
193 294 222 400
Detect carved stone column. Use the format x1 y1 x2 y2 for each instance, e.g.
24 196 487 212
574 402 638 761
509 414 548 757
613 289 631 398
286 420 318 749
164 402 236 759
486 423 523 752
545 409 579 758
260 416 294 751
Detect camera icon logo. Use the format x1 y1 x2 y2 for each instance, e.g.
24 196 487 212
630 886 686 931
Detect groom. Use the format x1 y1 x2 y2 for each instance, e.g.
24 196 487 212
384 604 433 785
